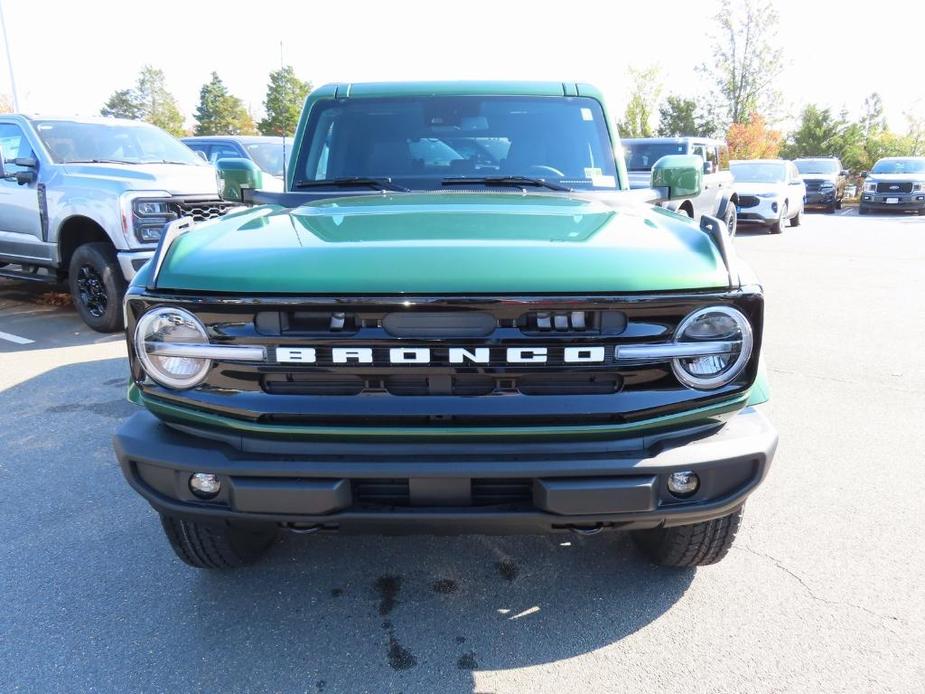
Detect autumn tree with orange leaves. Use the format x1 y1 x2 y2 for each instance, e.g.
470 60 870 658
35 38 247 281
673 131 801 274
726 113 782 160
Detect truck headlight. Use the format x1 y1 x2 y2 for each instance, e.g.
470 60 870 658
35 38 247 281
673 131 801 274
134 307 211 389
914 183 925 192
820 182 835 189
121 192 177 244
865 182 877 193
671 306 753 390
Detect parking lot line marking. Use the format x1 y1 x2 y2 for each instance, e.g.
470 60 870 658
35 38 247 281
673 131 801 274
0 330 35 345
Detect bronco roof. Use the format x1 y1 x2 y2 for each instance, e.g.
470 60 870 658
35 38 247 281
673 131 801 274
314 81 604 100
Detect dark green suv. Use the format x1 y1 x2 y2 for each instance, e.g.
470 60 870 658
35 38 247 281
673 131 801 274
113 82 776 570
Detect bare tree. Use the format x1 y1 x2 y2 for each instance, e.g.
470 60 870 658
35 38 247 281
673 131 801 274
700 0 784 127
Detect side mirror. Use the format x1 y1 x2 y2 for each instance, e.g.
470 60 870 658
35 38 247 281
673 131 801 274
215 157 263 202
0 150 37 185
840 169 849 176
194 150 208 162
702 160 715 175
650 155 703 202
860 171 868 178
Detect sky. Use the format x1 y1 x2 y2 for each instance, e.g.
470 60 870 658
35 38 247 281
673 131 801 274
1 0 922 132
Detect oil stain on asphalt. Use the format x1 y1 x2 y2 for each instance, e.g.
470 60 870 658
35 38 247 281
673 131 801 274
374 576 418 670
497 560 519 581
432 578 457 594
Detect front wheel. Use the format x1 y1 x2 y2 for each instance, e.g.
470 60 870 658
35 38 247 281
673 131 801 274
790 208 802 227
632 507 743 567
68 242 126 332
722 203 737 237
769 203 787 234
160 515 280 569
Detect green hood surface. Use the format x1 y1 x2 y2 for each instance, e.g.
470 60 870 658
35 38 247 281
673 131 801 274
152 193 729 294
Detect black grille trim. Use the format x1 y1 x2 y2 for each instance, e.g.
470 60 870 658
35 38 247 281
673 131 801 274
167 196 234 223
876 182 913 194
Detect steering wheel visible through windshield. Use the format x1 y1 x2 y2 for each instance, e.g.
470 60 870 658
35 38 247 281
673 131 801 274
294 95 620 191
34 120 203 165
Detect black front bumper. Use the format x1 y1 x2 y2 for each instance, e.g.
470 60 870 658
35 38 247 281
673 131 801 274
860 194 925 211
804 190 837 207
114 408 777 534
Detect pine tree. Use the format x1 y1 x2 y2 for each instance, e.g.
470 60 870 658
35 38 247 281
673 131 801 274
100 66 185 136
194 72 257 136
258 66 311 136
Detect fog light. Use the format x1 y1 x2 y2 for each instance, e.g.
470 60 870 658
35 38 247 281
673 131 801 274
189 473 221 499
667 471 699 497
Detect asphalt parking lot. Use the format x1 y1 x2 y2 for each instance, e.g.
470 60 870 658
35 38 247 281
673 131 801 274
1 207 923 693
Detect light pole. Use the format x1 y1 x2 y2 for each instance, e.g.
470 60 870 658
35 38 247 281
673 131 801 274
0 0 20 112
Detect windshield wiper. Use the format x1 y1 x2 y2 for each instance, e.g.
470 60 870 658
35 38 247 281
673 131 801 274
293 177 409 192
65 159 139 164
441 176 572 192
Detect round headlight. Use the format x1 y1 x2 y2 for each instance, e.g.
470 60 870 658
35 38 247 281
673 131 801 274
671 306 753 390
134 307 211 389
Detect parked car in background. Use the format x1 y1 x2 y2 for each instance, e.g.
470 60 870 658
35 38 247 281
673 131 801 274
623 136 738 235
859 157 925 215
731 159 805 234
182 136 292 192
794 157 848 212
0 115 232 331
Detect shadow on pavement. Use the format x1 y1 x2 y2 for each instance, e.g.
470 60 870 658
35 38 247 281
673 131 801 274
1 358 695 693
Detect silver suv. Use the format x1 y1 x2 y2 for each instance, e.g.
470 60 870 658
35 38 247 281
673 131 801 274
0 115 232 331
623 137 738 235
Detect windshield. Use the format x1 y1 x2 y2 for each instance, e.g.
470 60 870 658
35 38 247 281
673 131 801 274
731 162 787 183
245 140 291 177
34 120 202 165
623 142 687 171
795 159 839 175
871 158 925 175
295 95 619 190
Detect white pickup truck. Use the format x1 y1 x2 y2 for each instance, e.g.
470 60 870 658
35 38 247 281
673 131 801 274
0 115 232 331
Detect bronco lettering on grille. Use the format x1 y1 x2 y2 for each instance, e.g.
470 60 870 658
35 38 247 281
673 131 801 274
273 346 608 365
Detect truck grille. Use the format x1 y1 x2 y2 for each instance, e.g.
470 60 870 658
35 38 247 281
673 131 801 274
876 182 913 193
352 478 532 507
167 197 234 223
128 293 763 428
737 195 759 208
803 180 822 192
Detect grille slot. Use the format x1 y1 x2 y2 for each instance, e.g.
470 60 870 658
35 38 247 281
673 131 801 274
353 479 410 506
471 478 533 506
737 195 759 208
263 374 364 395
518 374 620 395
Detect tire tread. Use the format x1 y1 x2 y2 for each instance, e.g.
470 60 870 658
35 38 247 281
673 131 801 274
632 508 743 567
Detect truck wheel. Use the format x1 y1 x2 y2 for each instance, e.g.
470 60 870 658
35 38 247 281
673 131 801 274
769 203 787 234
858 206 870 216
160 514 279 569
790 208 802 227
632 507 743 567
722 204 737 237
68 243 126 333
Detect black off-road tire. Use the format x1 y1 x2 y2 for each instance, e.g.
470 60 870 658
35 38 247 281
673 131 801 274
68 242 125 332
160 515 280 569
632 507 743 567
722 203 737 237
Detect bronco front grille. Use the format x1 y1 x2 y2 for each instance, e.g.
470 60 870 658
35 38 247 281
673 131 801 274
128 292 764 427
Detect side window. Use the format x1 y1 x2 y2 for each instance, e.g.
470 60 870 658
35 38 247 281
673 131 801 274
0 123 36 174
718 145 730 171
210 144 243 163
690 144 707 162
790 163 801 181
706 145 719 171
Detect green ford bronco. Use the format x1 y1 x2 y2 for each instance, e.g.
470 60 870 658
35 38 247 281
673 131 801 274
113 82 777 569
